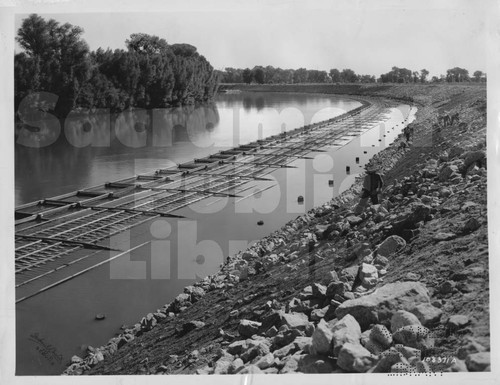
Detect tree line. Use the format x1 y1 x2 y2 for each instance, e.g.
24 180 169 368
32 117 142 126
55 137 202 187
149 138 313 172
15 14 220 118
220 66 486 85
221 66 376 84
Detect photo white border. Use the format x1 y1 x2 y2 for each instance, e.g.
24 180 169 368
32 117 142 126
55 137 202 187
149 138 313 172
1 1 499 384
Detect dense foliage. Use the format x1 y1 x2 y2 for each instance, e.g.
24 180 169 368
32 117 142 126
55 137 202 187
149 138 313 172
221 66 374 84
221 65 485 85
15 15 220 118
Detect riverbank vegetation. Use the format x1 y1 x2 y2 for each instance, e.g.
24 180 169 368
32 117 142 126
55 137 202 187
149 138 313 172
220 66 486 85
15 14 220 118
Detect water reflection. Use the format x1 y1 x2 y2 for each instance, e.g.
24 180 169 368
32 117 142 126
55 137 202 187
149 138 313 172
15 104 221 204
15 93 361 205
242 96 266 112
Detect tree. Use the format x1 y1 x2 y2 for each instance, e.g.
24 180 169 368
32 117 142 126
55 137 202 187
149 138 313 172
223 67 243 83
378 67 413 83
340 68 357 83
15 14 220 114
398 68 412 83
125 33 169 54
473 70 484 82
242 68 253 84
263 66 277 83
420 69 429 83
282 69 294 84
293 68 308 83
16 14 91 117
307 70 328 83
253 67 265 84
359 74 375 83
329 68 341 83
446 67 470 82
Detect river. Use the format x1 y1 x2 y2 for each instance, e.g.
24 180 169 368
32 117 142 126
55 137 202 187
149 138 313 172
15 91 415 374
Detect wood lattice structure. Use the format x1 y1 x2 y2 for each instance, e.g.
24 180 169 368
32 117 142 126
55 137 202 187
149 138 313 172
14 99 408 302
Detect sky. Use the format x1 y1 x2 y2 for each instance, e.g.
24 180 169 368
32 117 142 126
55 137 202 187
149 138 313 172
11 0 492 78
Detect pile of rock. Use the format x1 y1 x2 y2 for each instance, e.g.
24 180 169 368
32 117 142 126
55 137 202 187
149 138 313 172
195 273 489 374
191 231 489 375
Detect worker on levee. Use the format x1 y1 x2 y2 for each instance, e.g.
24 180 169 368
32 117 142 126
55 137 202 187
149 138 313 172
354 164 384 214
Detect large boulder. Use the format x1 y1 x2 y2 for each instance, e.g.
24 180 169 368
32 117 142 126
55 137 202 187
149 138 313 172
456 338 487 360
228 358 245 374
241 250 259 261
253 352 275 370
227 340 248 355
439 164 459 182
350 242 372 261
260 310 283 331
392 325 434 350
282 312 310 331
462 218 481 234
370 324 393 348
376 235 406 258
326 281 350 299
465 352 490 371
172 293 191 312
183 285 206 302
461 150 486 174
311 283 327 300
273 341 298 359
335 282 430 329
310 305 328 320
390 310 422 333
390 204 432 237
141 313 157 331
279 353 301 374
337 342 374 372
370 348 408 373
311 319 333 355
213 353 235 374
346 215 363 226
181 320 205 334
447 315 470 331
409 303 442 326
394 344 422 361
358 263 379 287
240 339 271 363
331 314 362 356
238 320 262 338
294 336 312 352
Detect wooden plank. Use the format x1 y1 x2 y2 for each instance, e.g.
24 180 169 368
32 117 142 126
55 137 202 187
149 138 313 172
78 205 185 218
222 160 298 168
187 172 273 181
143 186 241 197
241 153 314 160
15 235 120 252
16 242 150 303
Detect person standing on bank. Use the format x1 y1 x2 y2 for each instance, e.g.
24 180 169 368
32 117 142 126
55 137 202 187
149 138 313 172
354 164 384 214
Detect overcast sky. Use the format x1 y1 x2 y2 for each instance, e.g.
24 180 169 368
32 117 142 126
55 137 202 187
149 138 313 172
12 0 491 78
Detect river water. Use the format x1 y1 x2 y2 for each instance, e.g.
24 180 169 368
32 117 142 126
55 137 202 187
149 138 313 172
15 92 361 205
15 92 415 374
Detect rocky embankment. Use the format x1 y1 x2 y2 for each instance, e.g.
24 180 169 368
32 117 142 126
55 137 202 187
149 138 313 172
64 84 489 375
